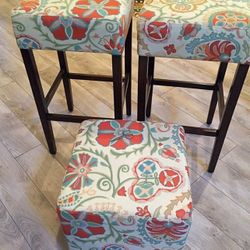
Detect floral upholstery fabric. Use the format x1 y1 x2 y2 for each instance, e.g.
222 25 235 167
11 0 133 55
57 120 192 250
137 0 250 64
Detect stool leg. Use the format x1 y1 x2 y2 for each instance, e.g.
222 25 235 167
207 62 228 125
57 51 74 112
146 57 155 118
208 64 249 173
137 56 149 121
112 55 123 119
125 22 132 116
20 49 56 154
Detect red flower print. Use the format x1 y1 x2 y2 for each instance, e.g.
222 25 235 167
176 209 186 219
164 44 176 55
179 23 201 40
100 33 122 53
145 21 170 41
140 10 155 20
98 23 124 53
124 236 144 246
117 186 127 196
185 166 190 176
71 0 121 19
63 153 98 190
188 202 192 210
176 202 192 219
19 0 39 12
159 145 179 161
204 40 236 62
58 210 105 238
41 16 88 41
146 218 189 240
96 120 144 150
136 206 151 217
159 168 183 191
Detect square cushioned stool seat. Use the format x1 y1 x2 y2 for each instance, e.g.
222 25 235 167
57 120 192 250
137 0 250 63
11 0 133 54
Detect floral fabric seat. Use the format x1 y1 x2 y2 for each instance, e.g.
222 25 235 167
57 120 192 250
137 0 250 64
11 0 133 55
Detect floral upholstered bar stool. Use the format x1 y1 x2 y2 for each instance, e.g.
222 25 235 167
11 0 133 154
137 0 250 172
57 120 192 249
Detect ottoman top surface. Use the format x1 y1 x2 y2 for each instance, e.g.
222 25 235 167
58 120 192 220
11 0 133 54
137 0 250 64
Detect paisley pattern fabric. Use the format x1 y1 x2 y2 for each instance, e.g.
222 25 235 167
137 0 250 64
11 0 133 55
57 120 192 250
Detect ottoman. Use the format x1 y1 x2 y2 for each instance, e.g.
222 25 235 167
57 120 192 249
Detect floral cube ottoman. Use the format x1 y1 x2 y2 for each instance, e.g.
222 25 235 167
57 120 192 250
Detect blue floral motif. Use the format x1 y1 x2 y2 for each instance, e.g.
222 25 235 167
17 36 41 49
138 160 157 175
171 125 186 154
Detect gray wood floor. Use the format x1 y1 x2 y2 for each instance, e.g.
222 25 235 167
0 1 249 249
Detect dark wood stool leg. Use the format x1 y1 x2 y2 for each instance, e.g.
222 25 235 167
146 57 155 118
137 56 149 121
125 22 132 116
57 51 74 112
208 64 249 173
112 55 123 119
207 62 228 124
20 49 56 154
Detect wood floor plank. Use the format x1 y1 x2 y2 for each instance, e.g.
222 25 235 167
226 119 250 152
186 134 235 159
0 81 75 167
0 68 13 87
186 138 250 214
0 142 67 250
162 88 215 126
0 200 31 250
147 94 202 127
192 178 250 249
202 161 250 214
16 145 66 207
187 209 242 250
186 132 237 175
221 146 250 180
0 99 40 158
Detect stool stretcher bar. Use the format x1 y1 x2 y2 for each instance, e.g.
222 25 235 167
138 55 249 173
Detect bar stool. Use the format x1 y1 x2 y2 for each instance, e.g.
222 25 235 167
11 0 133 154
137 0 249 172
